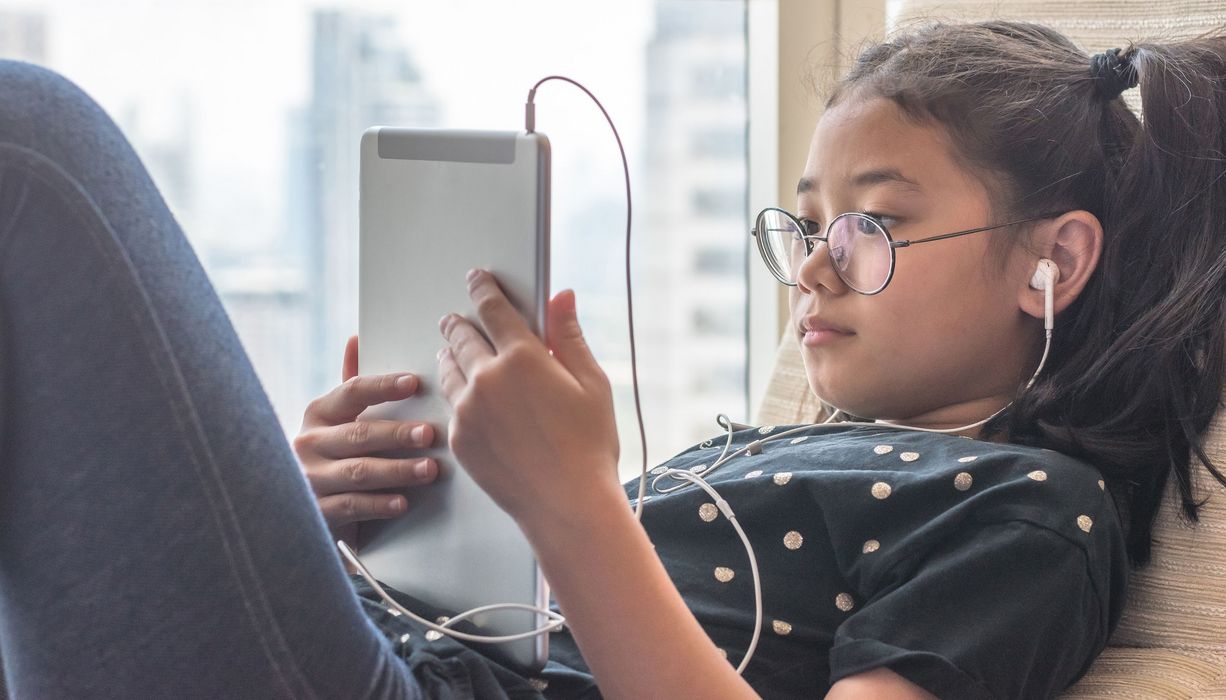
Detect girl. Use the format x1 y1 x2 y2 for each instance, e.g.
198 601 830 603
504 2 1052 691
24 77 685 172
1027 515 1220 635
1 18 1222 700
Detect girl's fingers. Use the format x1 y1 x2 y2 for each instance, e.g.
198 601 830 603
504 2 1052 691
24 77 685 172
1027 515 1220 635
296 419 434 459
439 313 495 376
437 346 466 407
306 372 420 426
308 456 437 496
342 334 359 382
317 492 410 528
463 269 537 350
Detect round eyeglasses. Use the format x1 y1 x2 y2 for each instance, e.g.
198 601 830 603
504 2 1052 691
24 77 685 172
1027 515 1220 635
751 207 1064 295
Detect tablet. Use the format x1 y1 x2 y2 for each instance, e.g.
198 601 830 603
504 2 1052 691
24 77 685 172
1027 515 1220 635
356 126 551 672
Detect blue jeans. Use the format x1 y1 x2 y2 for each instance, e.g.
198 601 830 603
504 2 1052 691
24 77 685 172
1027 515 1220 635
0 60 559 699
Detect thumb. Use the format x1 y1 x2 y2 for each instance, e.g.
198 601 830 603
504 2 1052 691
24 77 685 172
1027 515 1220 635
547 289 603 384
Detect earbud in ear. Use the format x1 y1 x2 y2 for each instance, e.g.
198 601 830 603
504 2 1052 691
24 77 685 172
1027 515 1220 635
1029 258 1058 332
1029 258 1059 290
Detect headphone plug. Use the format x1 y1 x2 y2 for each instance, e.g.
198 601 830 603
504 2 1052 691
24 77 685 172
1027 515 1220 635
525 90 537 133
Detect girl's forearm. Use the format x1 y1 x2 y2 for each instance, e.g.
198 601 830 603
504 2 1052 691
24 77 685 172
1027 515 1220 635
519 481 760 700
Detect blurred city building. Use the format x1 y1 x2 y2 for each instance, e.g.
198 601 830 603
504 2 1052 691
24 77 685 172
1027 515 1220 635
635 1 747 468
295 9 441 398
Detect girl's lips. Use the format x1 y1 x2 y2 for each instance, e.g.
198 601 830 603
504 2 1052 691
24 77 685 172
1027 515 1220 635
802 328 854 346
798 314 855 345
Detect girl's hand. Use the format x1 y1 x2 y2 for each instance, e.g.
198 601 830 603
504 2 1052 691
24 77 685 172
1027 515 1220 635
294 335 438 549
437 269 622 529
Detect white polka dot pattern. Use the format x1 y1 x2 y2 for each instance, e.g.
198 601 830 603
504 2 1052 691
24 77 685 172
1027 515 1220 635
835 593 855 612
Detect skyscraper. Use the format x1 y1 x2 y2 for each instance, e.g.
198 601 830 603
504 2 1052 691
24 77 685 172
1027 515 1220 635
635 1 748 464
299 9 441 397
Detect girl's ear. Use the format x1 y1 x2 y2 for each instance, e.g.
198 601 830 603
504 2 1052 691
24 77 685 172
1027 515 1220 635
1016 210 1103 322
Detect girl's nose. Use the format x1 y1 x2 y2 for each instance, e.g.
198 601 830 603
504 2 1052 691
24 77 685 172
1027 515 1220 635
795 239 849 295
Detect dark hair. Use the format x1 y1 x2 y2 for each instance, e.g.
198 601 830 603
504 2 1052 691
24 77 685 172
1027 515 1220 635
825 20 1226 566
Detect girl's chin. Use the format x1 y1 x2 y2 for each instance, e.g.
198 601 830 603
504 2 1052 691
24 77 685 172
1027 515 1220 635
804 380 853 413
803 377 884 419
803 361 852 401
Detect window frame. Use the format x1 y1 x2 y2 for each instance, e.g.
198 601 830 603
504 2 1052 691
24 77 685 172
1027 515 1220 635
746 0 782 419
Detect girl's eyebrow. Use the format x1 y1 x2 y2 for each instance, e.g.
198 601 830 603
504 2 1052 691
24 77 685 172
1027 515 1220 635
796 168 925 195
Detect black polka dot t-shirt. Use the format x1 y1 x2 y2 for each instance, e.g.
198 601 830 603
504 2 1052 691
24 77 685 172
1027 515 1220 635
353 422 1128 700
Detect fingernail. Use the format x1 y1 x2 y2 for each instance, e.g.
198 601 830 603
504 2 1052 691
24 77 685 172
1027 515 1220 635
396 374 416 391
415 459 433 478
438 314 451 331
388 496 404 512
411 424 427 444
466 268 480 282
436 347 446 361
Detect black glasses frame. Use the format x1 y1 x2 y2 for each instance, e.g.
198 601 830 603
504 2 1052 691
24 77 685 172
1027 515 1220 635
751 207 1065 295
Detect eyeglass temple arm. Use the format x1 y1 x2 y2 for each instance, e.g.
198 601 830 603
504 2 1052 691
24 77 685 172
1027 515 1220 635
891 212 1064 248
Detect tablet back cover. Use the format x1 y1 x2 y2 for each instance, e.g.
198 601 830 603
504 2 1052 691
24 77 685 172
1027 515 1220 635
357 127 550 672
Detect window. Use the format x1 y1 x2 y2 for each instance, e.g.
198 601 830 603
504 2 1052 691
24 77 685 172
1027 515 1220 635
9 0 749 480
690 127 746 159
693 306 741 336
691 65 744 101
691 187 745 218
689 362 744 394
693 246 741 276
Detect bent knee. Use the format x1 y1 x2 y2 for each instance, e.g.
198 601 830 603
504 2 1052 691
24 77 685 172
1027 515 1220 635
0 59 132 176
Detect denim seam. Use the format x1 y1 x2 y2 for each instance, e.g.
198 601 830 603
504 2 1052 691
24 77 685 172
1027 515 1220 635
0 169 31 262
0 141 316 699
0 171 30 489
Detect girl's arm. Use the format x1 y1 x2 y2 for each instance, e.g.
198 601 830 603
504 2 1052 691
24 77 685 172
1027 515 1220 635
826 669 940 699
435 274 758 695
518 478 760 700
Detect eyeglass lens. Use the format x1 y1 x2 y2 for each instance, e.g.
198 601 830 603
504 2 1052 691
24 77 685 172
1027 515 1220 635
755 209 892 293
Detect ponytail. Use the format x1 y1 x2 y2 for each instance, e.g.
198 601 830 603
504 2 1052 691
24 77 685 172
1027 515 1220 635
1026 35 1226 564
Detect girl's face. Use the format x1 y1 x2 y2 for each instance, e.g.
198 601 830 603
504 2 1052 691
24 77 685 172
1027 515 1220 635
790 96 1041 430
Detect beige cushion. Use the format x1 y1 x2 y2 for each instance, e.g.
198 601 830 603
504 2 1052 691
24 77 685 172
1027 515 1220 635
1063 418 1226 699
757 328 1226 697
889 0 1226 41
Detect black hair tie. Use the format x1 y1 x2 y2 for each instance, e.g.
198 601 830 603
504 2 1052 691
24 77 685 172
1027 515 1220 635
1090 47 1139 100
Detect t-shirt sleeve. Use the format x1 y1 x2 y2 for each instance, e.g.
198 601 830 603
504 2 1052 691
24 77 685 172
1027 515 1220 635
827 519 1110 700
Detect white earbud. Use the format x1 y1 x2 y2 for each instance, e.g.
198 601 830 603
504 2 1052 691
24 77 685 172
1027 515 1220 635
1029 258 1058 290
1030 258 1058 331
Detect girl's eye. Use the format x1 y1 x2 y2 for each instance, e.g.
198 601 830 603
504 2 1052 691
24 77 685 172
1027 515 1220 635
863 211 900 229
